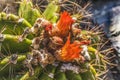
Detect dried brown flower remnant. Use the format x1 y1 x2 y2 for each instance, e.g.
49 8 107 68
48 36 64 51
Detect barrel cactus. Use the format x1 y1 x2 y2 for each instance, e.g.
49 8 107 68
0 0 113 80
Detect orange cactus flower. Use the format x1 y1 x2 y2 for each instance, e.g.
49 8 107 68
51 11 74 37
56 35 86 62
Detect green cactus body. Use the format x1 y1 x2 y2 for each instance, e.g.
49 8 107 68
66 71 82 80
43 1 60 23
1 34 31 54
20 66 43 80
39 65 56 80
0 12 32 34
0 54 27 77
79 65 96 80
19 0 41 25
80 70 96 80
54 66 67 80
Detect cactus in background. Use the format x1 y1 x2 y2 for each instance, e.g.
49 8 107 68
0 0 113 80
